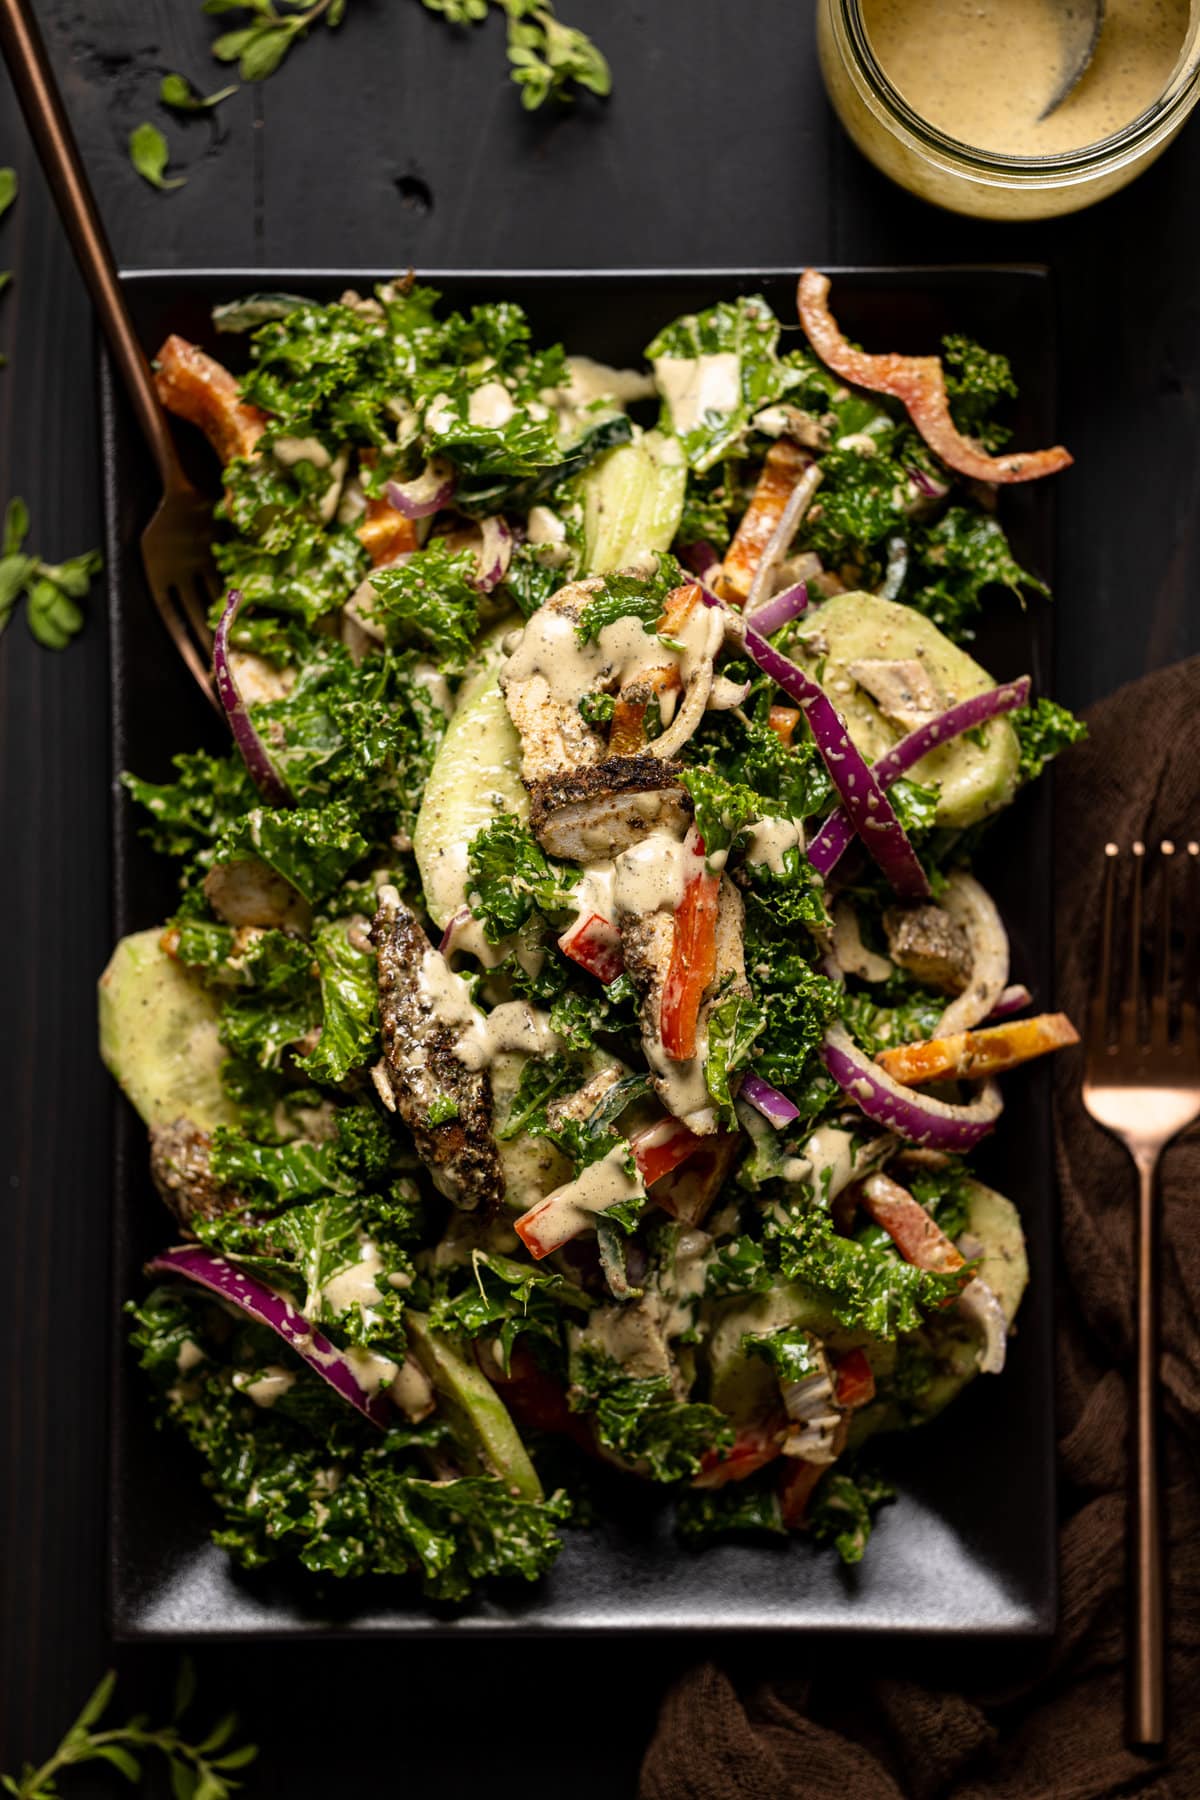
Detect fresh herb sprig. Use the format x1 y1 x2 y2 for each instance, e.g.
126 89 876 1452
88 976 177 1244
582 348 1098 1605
197 0 608 107
1 1661 257 1800
0 499 101 650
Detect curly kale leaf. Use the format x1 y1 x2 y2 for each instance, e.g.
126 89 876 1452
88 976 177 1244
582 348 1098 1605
214 800 368 905
743 1324 822 1384
573 552 686 643
295 920 379 1085
570 1347 732 1482
466 814 578 941
942 333 1017 449
365 540 482 674
774 1207 963 1339
1013 697 1087 784
646 294 804 471
743 940 842 1092
675 1480 786 1546
676 767 765 860
122 751 257 862
909 506 1048 639
130 1291 566 1598
705 991 767 1123
429 1250 586 1374
808 1464 896 1565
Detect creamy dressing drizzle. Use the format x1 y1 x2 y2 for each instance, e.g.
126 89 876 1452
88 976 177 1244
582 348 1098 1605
344 1345 399 1394
416 948 561 1072
612 832 688 916
743 816 805 876
318 1239 386 1316
234 1365 297 1408
861 0 1193 156
468 380 517 429
529 1143 645 1247
653 352 742 436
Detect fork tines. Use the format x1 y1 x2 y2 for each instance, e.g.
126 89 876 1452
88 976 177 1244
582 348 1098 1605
1090 840 1199 1059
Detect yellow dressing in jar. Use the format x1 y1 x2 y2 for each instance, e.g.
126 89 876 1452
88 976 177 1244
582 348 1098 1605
861 0 1190 156
817 0 1200 218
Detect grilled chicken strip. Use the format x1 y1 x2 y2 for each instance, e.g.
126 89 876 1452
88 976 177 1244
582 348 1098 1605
372 886 505 1214
149 1119 242 1234
203 858 312 935
529 754 693 862
621 877 750 1136
499 577 616 783
883 901 972 995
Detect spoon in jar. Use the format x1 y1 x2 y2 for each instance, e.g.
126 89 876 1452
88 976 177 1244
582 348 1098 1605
1039 0 1106 119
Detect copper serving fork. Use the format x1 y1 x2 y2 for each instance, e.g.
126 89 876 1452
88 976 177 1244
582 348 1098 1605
0 0 219 707
1081 840 1200 1750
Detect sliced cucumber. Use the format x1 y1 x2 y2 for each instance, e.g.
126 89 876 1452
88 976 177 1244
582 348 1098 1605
98 929 237 1133
412 618 527 929
406 1311 542 1501
581 429 686 575
791 592 1021 828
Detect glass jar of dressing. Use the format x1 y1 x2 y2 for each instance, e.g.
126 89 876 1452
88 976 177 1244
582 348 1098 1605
818 0 1200 219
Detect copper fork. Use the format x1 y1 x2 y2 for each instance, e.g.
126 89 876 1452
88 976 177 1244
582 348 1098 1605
1081 839 1200 1750
0 0 219 706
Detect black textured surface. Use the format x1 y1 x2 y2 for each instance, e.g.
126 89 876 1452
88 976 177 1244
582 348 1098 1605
4 0 1200 1786
106 267 1056 1643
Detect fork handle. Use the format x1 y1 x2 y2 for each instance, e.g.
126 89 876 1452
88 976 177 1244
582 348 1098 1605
0 0 182 486
1132 1147 1164 1747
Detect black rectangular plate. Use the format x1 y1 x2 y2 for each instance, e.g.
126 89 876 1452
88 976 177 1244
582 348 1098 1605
105 267 1057 1639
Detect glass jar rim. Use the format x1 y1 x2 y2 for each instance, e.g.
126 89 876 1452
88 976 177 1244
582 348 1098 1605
834 0 1200 177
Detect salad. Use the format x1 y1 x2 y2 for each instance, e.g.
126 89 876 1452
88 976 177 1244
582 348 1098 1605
100 272 1085 1599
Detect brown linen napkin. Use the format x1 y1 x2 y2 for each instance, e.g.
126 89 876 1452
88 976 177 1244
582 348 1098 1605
641 658 1200 1800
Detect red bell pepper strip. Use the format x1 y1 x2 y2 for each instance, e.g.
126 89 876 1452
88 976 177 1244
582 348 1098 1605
778 1457 826 1528
627 1114 708 1189
797 270 1073 486
858 1172 967 1282
692 1422 783 1490
767 704 800 747
557 912 625 985
660 834 719 1062
832 1348 876 1411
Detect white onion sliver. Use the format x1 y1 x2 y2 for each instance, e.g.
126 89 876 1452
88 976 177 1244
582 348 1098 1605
937 872 1010 1036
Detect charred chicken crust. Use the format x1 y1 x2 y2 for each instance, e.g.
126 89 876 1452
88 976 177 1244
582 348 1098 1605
371 890 505 1216
528 753 693 861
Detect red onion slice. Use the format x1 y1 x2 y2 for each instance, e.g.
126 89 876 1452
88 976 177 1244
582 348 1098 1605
807 676 1031 880
743 624 930 899
740 1071 800 1129
986 983 1033 1022
473 516 513 593
907 465 951 503
746 579 808 638
820 1023 1002 1150
680 541 722 579
147 1245 392 1428
385 456 457 520
213 590 294 807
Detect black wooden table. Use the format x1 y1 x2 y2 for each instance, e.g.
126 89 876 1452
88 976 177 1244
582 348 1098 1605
3 3 1199 1791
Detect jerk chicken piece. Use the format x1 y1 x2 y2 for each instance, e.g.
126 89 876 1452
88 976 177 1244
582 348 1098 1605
500 574 731 860
371 886 505 1214
154 335 268 466
203 858 312 935
621 876 750 1136
149 1119 242 1234
883 901 972 996
529 754 693 862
